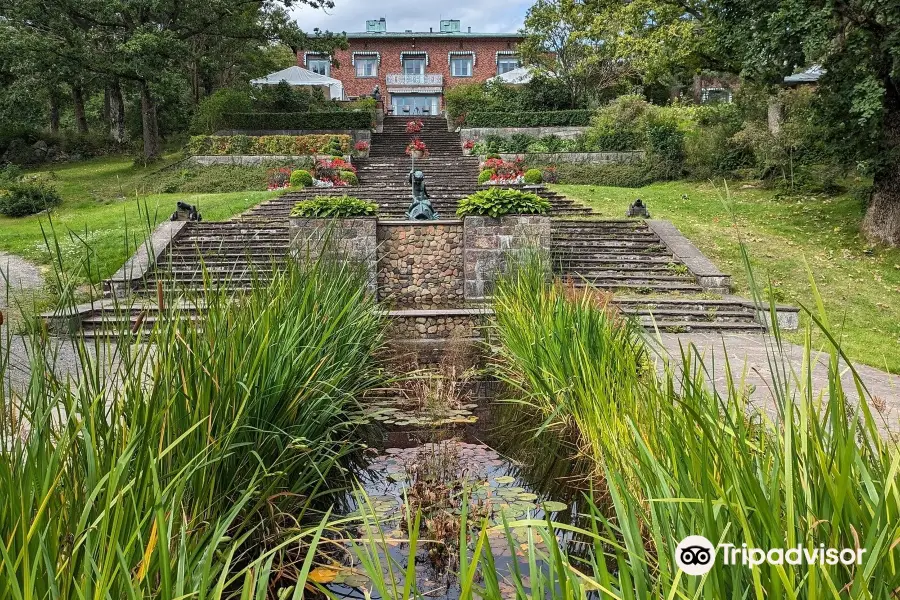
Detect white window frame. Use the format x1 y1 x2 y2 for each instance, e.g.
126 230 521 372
400 51 429 67
355 57 379 78
448 51 476 77
450 56 473 77
305 53 331 76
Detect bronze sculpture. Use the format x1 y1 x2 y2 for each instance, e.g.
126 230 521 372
405 170 439 220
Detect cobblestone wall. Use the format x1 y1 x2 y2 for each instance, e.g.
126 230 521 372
463 215 551 300
377 221 464 308
385 310 484 339
289 217 377 293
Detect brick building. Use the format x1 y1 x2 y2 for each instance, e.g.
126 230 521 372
298 18 524 115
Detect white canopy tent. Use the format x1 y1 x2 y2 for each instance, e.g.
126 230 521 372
486 66 535 85
250 66 344 100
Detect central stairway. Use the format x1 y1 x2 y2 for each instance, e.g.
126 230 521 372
67 114 774 337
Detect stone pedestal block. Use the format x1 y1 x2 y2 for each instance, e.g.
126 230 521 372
463 215 551 300
289 217 377 293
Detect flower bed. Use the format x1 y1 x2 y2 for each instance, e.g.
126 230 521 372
406 139 429 158
456 187 550 218
188 134 351 156
290 195 378 218
478 157 526 185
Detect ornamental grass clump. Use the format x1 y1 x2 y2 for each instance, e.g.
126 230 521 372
0 228 386 596
291 194 378 218
456 187 551 218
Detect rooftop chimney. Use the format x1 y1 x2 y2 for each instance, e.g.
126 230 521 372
440 19 461 33
468 26 471 33
365 18 386 33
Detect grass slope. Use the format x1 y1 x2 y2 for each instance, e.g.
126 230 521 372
554 181 900 373
0 156 279 281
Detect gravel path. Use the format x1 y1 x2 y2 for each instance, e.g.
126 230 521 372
652 332 900 438
0 251 43 310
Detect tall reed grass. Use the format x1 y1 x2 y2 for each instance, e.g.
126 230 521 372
487 254 900 596
0 256 386 598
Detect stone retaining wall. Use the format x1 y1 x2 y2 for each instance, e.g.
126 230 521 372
189 154 349 167
377 220 464 308
289 217 377 293
386 310 483 339
463 215 552 300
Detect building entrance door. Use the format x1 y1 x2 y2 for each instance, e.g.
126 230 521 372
391 95 440 115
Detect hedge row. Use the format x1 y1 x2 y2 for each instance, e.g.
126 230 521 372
463 110 593 128
187 134 351 156
221 111 373 131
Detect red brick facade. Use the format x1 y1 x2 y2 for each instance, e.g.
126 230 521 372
298 34 523 114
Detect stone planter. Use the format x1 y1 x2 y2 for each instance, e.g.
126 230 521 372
289 216 377 293
355 150 369 159
409 150 425 159
462 214 552 300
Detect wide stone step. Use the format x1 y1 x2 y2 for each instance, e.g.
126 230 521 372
568 280 702 293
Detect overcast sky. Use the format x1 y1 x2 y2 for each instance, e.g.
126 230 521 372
290 0 530 35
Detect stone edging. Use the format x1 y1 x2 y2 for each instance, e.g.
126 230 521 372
105 221 188 297
377 219 463 226
645 220 731 293
480 151 645 165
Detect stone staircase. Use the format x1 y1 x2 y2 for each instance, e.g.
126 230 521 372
370 116 462 157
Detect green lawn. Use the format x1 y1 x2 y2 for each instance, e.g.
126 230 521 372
554 181 900 373
1 156 279 281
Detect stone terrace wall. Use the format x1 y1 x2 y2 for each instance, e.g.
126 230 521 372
377 220 464 308
463 215 551 300
289 217 377 293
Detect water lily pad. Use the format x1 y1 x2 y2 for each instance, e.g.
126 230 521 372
517 492 538 502
494 475 515 485
541 501 568 513
342 573 371 588
308 567 339 583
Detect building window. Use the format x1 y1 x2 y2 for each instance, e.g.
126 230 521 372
307 56 330 76
701 87 732 104
450 56 473 77
497 56 520 75
355 57 378 78
402 58 426 75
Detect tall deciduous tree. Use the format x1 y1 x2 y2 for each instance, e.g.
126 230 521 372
519 0 627 108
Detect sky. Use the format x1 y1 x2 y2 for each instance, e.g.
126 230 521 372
290 0 531 35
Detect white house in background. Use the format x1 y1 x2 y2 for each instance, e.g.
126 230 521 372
250 66 345 100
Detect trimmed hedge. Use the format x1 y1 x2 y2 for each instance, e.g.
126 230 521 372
222 111 373 131
290 169 314 187
464 110 593 128
187 135 351 156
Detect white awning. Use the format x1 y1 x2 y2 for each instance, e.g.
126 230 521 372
250 66 344 100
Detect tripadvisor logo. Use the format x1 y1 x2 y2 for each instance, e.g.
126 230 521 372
675 536 866 576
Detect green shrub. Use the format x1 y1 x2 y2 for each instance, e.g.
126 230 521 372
586 95 652 151
339 170 359 186
190 88 253 134
187 134 351 156
523 168 543 184
456 187 551 217
0 181 62 217
507 133 537 153
290 169 313 187
291 195 378 218
464 109 593 127
478 169 494 184
556 162 653 187
221 111 372 131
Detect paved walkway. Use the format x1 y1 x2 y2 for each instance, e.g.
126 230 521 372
651 332 900 438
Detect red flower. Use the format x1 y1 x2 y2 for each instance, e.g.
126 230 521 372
463 139 475 149
406 119 424 133
354 140 370 151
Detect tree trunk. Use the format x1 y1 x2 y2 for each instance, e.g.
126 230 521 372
140 81 161 161
49 94 60 135
72 85 89 134
862 77 900 246
108 79 126 144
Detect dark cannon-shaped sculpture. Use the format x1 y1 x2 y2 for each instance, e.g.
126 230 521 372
170 201 202 222
406 170 439 220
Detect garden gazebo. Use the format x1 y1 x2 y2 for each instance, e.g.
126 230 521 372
251 66 345 100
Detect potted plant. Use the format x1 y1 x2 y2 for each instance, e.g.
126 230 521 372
406 119 424 134
406 138 429 159
354 140 370 158
463 139 476 156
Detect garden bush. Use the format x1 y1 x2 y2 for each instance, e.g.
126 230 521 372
291 195 377 218
187 134 351 156
478 170 493 184
523 168 543 184
221 111 373 131
555 162 653 187
339 170 359 186
456 187 550 217
289 169 313 188
190 88 253 134
0 181 62 217
463 109 593 128
586 95 652 151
